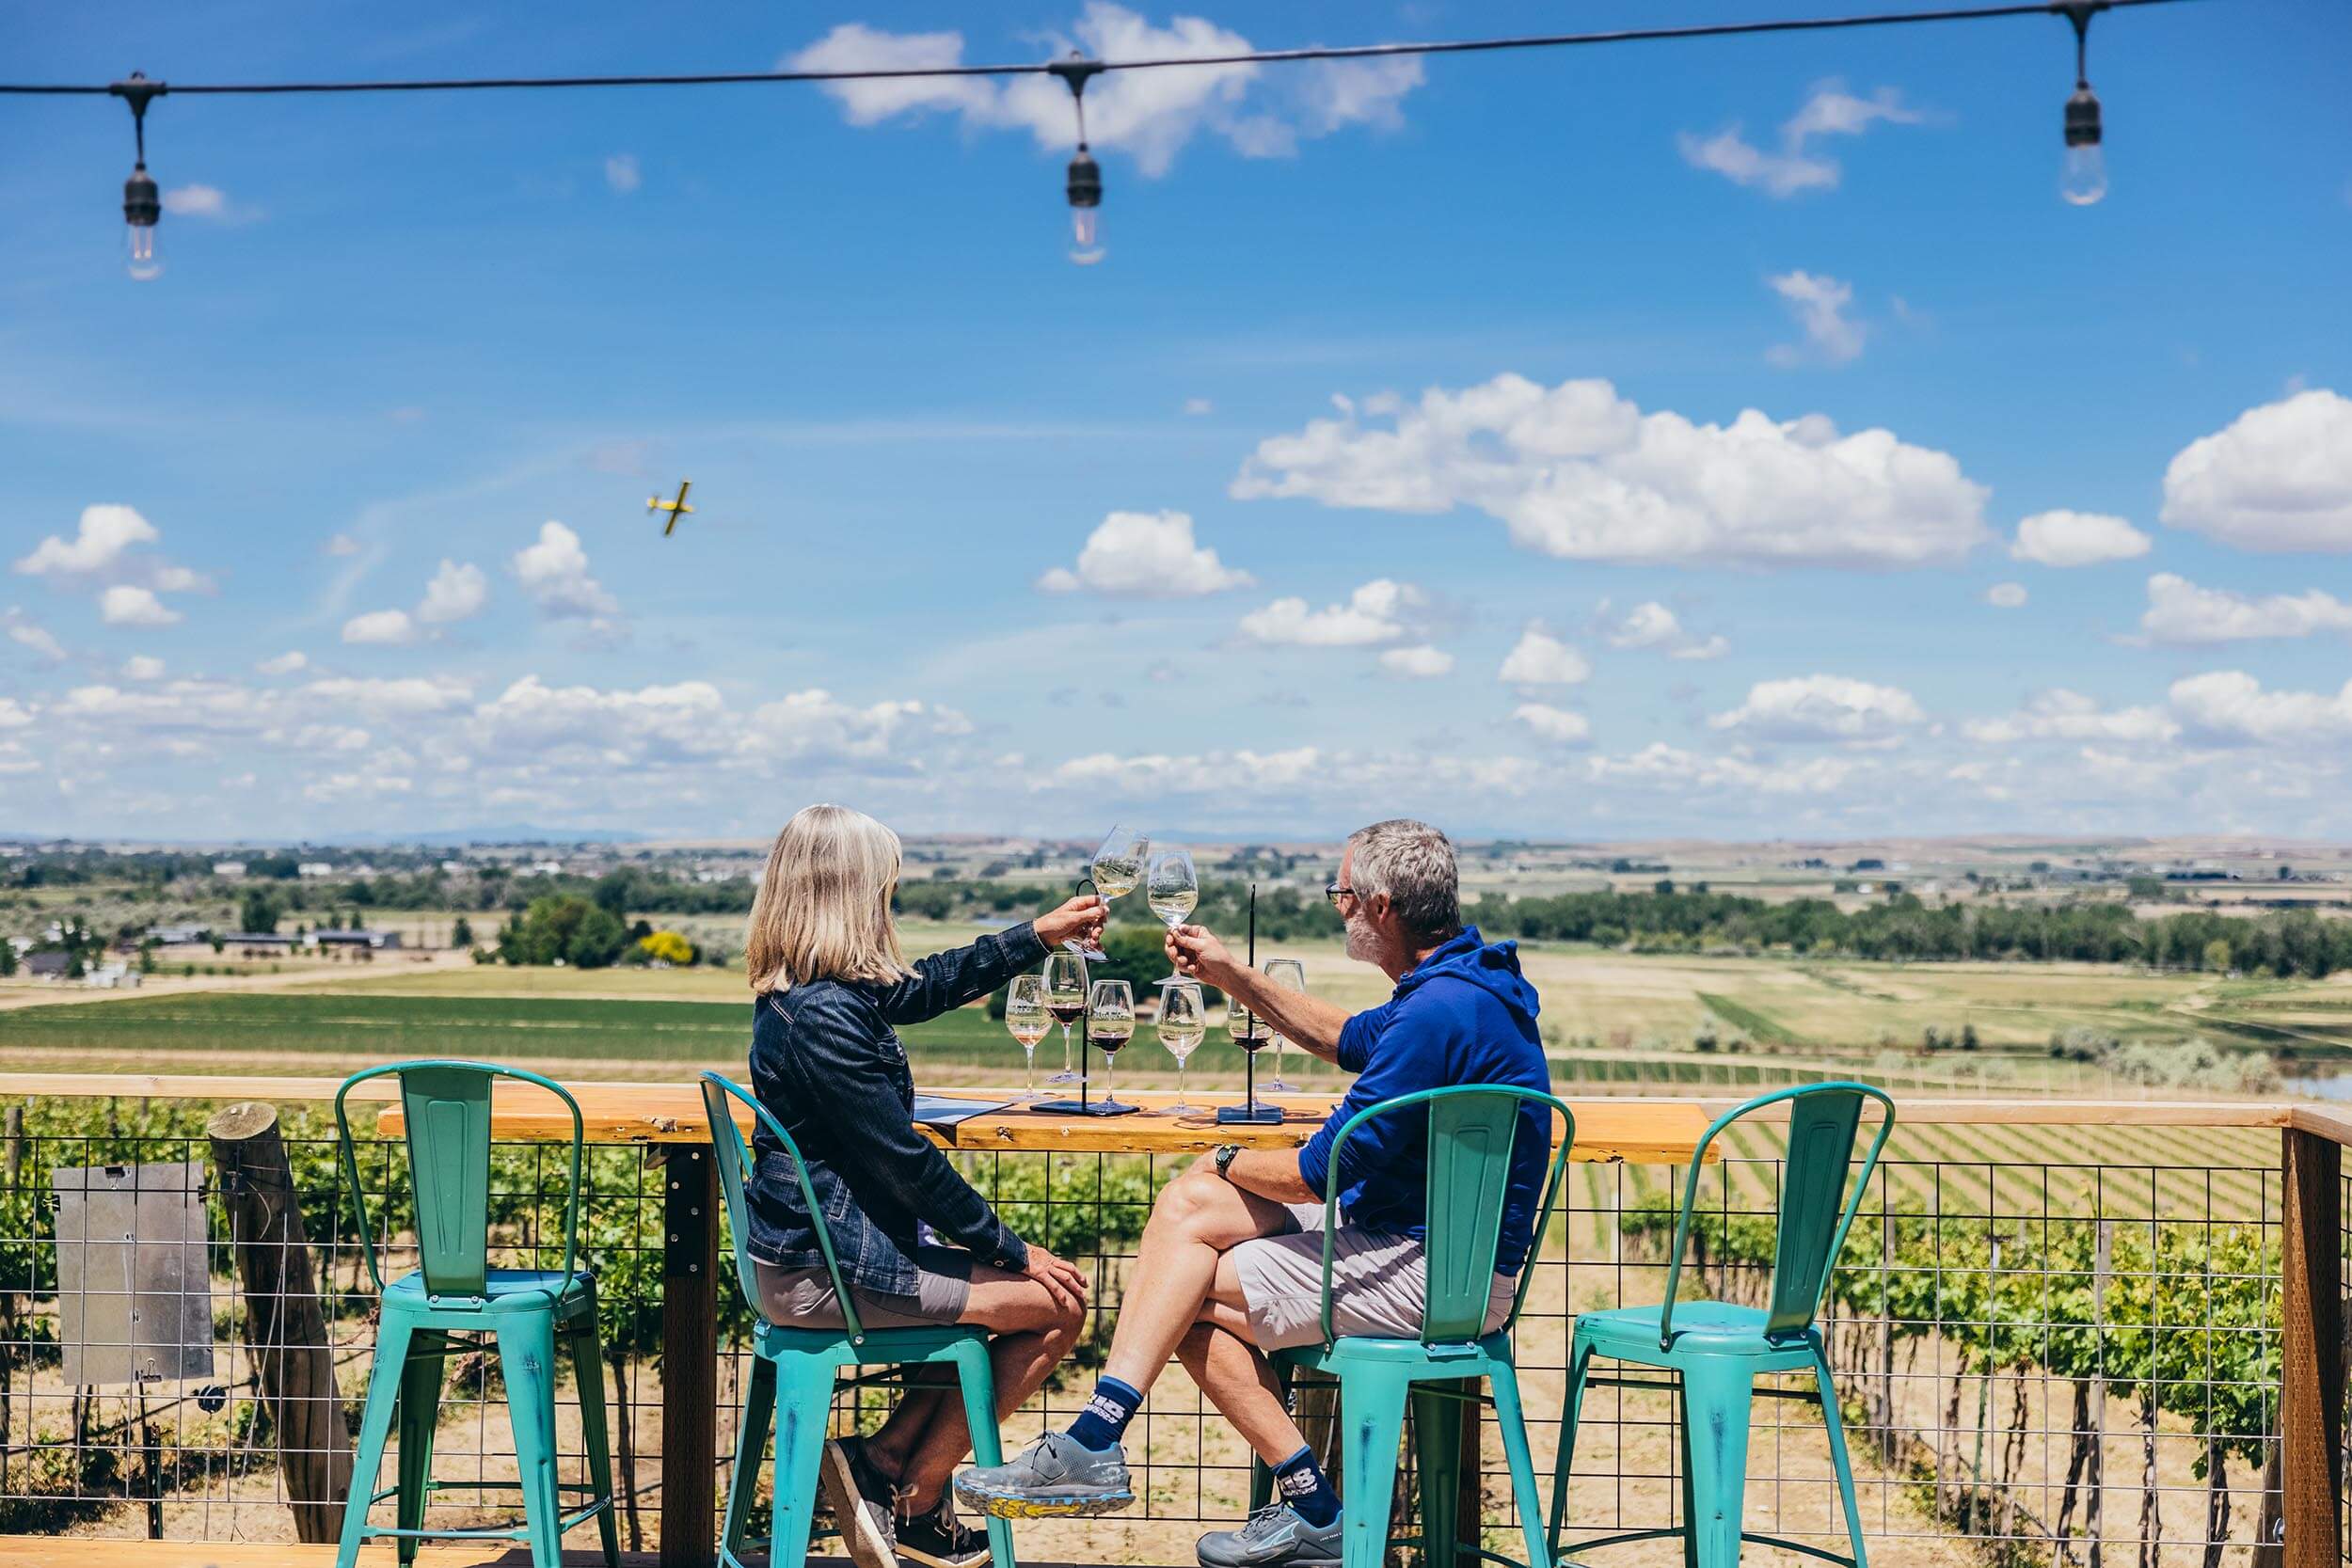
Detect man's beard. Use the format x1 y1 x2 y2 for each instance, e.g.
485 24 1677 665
1343 912 1376 964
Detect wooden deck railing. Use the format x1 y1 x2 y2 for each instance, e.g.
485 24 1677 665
0 1074 2337 1562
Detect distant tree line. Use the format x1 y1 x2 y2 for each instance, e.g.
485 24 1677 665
1464 888 2352 975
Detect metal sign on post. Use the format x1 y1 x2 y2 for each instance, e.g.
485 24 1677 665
51 1160 215 1386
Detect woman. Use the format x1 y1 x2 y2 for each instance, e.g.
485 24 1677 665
742 803 1103 1568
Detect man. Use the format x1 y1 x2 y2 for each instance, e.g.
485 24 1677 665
955 819 1552 1568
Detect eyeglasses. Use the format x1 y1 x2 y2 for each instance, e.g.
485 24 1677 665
1324 881 1357 908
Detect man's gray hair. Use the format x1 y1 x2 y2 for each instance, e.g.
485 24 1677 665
1345 818 1460 942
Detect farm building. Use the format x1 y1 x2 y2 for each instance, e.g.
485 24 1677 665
315 928 403 950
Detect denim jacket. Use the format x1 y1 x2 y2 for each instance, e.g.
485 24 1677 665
743 921 1046 1296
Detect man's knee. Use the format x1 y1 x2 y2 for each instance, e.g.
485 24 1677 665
1148 1164 1235 1240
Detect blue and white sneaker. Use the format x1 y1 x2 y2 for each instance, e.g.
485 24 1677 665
1196 1502 1343 1568
952 1432 1136 1518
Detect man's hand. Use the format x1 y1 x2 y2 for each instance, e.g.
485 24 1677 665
1033 895 1107 951
1166 923 1241 988
1021 1243 1089 1314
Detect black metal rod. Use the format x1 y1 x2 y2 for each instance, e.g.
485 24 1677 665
0 0 2199 97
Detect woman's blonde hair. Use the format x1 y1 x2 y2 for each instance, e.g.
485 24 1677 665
745 804 913 994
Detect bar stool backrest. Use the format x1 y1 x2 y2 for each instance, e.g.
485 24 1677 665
699 1071 867 1343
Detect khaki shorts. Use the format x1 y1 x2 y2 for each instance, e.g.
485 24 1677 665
754 1246 974 1331
1231 1203 1516 1351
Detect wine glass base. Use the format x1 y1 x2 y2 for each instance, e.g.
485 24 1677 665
1064 939 1108 959
1264 1079 1295 1093
1044 1069 1079 1085
1164 1100 1200 1115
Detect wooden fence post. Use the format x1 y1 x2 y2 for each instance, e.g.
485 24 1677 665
660 1144 718 1568
207 1101 353 1544
2281 1126 2344 1568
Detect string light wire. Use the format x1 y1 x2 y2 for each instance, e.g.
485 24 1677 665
0 0 2193 99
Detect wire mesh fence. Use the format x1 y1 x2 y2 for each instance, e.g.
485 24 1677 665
0 1093 2302 1564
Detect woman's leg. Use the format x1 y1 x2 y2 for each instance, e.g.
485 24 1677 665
878 1265 1087 1513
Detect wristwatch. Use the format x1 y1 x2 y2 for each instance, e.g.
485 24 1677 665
1213 1144 1242 1179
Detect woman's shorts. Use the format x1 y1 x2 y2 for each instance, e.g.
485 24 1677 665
753 1245 975 1330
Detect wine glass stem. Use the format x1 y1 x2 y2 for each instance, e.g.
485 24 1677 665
1061 1023 1073 1075
1025 1046 1036 1099
1103 1053 1115 1104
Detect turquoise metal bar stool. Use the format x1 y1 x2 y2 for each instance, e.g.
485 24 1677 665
1252 1084 1576 1568
700 1071 1015 1568
1546 1081 1896 1568
332 1060 619 1568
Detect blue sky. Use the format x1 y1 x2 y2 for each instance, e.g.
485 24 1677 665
3 1 2349 843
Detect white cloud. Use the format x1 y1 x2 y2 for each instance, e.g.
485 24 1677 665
16 505 158 578
1036 510 1252 596
789 7 1422 179
325 533 361 558
1963 689 2179 745
2169 670 2352 744
257 650 309 675
418 560 489 625
100 585 180 626
121 656 165 681
1232 373 1991 569
604 154 642 194
1602 600 1727 660
1985 582 2028 609
1182 397 1215 417
1513 703 1592 744
1766 271 1864 365
1498 624 1590 686
1708 674 1925 741
1582 740 1864 797
1678 81 1925 198
2010 509 2152 567
1377 644 1454 679
2161 389 2352 551
1238 578 1422 647
512 521 622 621
8 622 65 662
299 675 472 714
161 184 260 222
2138 572 2352 644
342 609 419 645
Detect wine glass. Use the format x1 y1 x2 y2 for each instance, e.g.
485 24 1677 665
1069 825 1148 959
1227 991 1270 1119
1043 952 1088 1085
1006 974 1050 1101
1263 958 1306 1092
1145 847 1198 983
1089 978 1136 1109
1156 980 1206 1114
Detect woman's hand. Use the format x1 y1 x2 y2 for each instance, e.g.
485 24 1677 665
1033 894 1108 951
1022 1243 1089 1314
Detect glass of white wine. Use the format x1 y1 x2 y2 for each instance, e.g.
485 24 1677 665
1089 978 1136 1109
1156 980 1206 1113
1263 958 1306 1092
1146 847 1198 983
1044 951 1088 1085
1069 825 1147 960
1006 973 1050 1101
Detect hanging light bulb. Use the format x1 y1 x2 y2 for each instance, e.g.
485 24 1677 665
2056 4 2106 206
1049 54 1106 265
110 72 167 279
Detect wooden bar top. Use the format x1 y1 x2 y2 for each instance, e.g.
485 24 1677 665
372 1080 1715 1164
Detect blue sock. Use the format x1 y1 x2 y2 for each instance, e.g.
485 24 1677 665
1065 1375 1142 1451
1273 1446 1340 1528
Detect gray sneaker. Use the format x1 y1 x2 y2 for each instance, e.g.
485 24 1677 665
817 1435 897 1568
1196 1502 1343 1568
952 1432 1136 1518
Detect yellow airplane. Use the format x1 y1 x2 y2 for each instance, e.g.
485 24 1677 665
646 479 693 536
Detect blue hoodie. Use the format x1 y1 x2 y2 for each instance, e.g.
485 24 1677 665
1295 927 1552 1274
